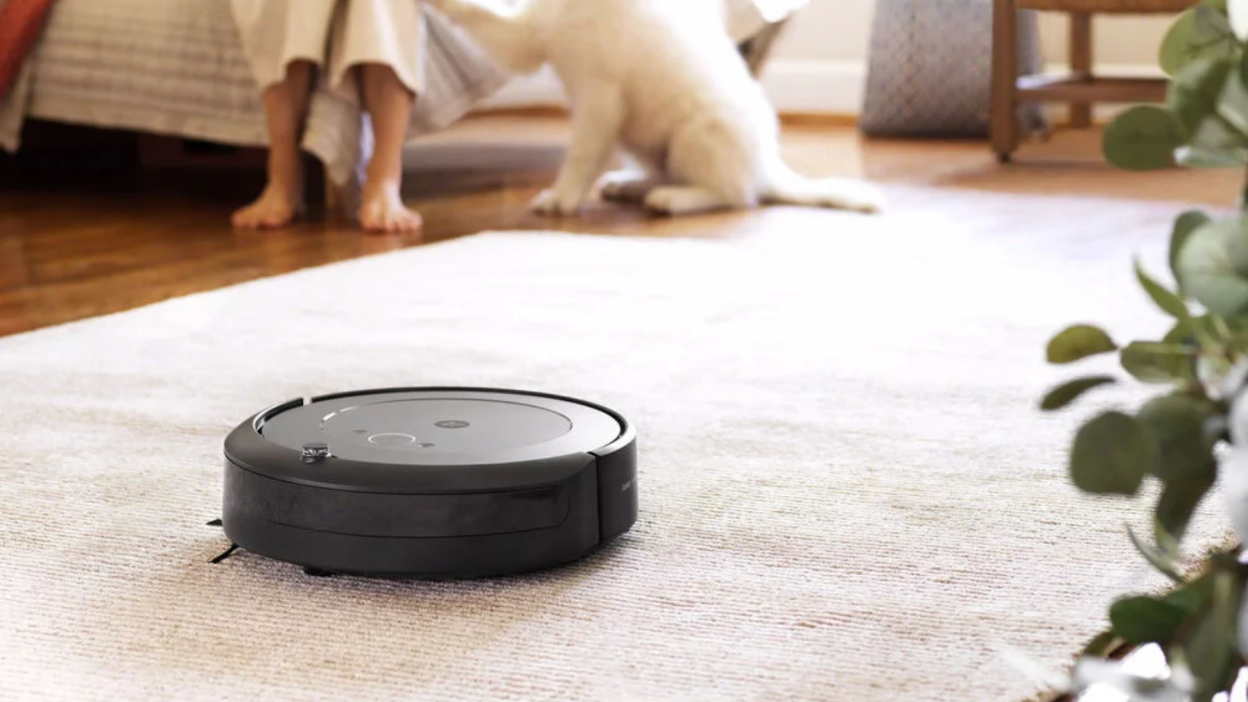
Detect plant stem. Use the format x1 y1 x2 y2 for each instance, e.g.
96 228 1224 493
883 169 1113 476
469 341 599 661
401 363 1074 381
1210 315 1234 346
1241 165 1248 211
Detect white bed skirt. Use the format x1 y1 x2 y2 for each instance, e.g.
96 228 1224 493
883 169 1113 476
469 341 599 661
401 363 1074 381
0 0 508 195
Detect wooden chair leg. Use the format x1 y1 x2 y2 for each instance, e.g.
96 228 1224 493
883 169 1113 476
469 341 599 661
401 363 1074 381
991 0 1020 163
1070 11 1093 128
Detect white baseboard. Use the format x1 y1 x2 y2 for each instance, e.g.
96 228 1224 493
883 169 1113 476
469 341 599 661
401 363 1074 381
474 59 1164 118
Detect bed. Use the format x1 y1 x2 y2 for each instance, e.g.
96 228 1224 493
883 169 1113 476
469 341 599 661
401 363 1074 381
0 0 508 204
0 0 800 209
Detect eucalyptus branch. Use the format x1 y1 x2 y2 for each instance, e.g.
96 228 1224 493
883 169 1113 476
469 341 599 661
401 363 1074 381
1045 6 1248 695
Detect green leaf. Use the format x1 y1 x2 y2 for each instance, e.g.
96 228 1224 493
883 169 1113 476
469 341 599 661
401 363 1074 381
1203 413 1231 444
1174 216 1248 315
1184 571 1242 699
1215 314 1248 351
1217 58 1248 136
1188 113 1248 158
1163 318 1197 346
1120 341 1197 383
1136 393 1218 483
1136 258 1191 318
1127 524 1186 582
1140 392 1217 540
1159 10 1196 76
1162 315 1223 351
1046 324 1118 364
1198 0 1227 12
1164 571 1214 615
1204 311 1248 336
1160 7 1237 76
1109 595 1190 645
1169 57 1234 136
1079 630 1125 658
1159 321 1203 385
1070 411 1152 496
1172 211 1214 286
1156 470 1217 543
1162 314 1226 353
1194 4 1234 39
1103 105 1186 171
1040 376 1117 411
1240 43 1248 94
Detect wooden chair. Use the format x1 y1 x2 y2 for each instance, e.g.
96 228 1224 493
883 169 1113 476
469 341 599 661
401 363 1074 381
990 0 1195 162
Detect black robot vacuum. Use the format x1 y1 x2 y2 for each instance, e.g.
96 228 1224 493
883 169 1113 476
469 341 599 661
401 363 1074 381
219 387 637 579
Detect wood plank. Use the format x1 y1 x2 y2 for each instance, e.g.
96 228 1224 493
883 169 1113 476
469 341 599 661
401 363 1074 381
1 116 1242 338
1069 12 1094 127
1017 76 1167 103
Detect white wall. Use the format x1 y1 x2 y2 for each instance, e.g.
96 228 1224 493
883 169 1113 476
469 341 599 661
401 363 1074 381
480 0 1173 115
1036 12 1170 68
771 0 873 62
755 0 874 113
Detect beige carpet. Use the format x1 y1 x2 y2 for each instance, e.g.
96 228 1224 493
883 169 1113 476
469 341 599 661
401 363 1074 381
0 186 1233 701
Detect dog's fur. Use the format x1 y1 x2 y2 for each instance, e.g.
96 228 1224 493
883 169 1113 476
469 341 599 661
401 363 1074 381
423 0 885 217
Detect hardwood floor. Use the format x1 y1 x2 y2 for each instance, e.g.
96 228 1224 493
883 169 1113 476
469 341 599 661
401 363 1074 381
0 114 1240 337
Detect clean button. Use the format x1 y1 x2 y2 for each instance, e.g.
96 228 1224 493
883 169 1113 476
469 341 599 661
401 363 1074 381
368 432 417 446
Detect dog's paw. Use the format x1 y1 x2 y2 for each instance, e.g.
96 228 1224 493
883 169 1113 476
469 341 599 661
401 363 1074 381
642 188 678 215
529 188 585 216
643 186 725 216
529 188 560 215
598 171 655 204
822 180 887 214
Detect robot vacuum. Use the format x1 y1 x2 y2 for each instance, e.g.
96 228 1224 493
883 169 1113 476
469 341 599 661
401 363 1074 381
220 387 637 579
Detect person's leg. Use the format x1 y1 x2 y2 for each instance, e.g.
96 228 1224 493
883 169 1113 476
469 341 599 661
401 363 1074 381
329 0 426 234
358 63 423 233
228 0 335 229
231 60 314 229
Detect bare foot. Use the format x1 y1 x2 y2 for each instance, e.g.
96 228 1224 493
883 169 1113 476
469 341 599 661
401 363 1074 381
232 184 304 230
359 179 423 234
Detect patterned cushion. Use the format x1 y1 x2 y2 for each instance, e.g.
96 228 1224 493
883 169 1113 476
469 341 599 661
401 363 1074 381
859 0 1046 138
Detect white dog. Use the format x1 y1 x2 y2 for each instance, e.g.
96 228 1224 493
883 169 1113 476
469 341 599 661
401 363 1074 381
422 0 886 217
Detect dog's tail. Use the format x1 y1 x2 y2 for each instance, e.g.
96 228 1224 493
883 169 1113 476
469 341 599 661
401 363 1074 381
761 156 886 214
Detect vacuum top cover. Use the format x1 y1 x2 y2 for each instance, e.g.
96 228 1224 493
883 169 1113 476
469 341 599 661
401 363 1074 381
261 389 623 464
227 388 630 494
